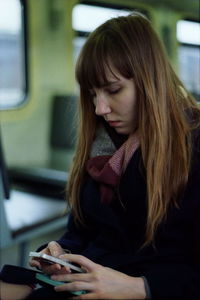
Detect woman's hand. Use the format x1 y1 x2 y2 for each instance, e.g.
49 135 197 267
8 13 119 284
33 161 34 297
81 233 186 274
51 254 146 299
29 241 71 275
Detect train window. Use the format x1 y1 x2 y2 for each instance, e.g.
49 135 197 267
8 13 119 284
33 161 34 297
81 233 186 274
177 20 200 101
72 3 131 61
73 4 131 33
177 20 200 45
0 0 27 110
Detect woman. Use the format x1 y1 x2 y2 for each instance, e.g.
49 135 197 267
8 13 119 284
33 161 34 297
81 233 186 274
1 12 200 300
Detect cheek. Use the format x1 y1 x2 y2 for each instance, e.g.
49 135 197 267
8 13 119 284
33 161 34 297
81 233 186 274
126 99 138 124
127 98 137 114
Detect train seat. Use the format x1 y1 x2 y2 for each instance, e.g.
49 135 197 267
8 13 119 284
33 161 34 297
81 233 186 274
0 168 69 266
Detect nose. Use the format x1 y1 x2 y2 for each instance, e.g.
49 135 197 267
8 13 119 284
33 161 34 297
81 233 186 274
95 96 111 116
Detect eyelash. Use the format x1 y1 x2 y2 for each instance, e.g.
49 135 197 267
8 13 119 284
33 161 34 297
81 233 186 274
89 88 121 98
108 88 121 95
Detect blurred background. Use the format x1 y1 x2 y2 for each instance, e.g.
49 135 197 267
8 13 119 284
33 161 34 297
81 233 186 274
0 0 199 268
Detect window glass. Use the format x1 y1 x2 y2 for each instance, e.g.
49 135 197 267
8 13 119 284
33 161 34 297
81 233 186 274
177 20 200 45
72 4 131 33
178 46 200 101
177 20 200 101
0 0 26 110
72 4 131 61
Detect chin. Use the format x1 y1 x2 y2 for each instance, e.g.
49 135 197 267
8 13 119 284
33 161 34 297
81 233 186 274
115 128 130 135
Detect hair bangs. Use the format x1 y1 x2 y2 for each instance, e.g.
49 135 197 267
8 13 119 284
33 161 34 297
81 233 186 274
76 32 132 91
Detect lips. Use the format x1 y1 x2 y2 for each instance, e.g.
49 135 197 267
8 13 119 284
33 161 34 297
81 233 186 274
107 120 122 127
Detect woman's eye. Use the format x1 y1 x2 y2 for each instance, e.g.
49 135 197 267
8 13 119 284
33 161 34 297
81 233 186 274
108 88 121 94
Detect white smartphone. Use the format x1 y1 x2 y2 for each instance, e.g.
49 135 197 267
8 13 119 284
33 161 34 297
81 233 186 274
29 251 84 273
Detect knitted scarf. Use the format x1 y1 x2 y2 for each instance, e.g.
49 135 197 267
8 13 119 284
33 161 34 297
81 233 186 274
86 126 140 204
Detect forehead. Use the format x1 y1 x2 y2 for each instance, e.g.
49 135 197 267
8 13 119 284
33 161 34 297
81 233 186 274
94 65 123 88
76 46 132 91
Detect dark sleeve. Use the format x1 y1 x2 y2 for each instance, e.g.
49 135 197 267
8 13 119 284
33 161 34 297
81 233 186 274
144 141 200 300
37 212 91 253
55 213 91 253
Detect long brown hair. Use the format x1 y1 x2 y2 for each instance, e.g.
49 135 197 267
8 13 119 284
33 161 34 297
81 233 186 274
68 12 200 245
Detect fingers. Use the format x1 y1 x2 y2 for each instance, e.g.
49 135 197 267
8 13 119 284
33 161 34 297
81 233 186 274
52 272 91 283
54 280 92 294
54 266 72 275
47 241 64 257
41 263 62 275
29 258 41 268
59 254 98 273
29 245 51 268
29 241 66 272
29 249 49 269
50 255 102 298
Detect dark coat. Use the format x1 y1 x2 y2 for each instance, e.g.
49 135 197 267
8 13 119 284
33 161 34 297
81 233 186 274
57 129 200 300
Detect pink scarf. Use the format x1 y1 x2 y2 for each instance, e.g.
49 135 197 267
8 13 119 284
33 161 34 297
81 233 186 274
86 132 140 204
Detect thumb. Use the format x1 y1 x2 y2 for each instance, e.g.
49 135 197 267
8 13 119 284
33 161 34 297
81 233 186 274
47 241 63 257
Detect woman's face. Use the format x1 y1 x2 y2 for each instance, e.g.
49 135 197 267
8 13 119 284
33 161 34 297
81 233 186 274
90 70 138 135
